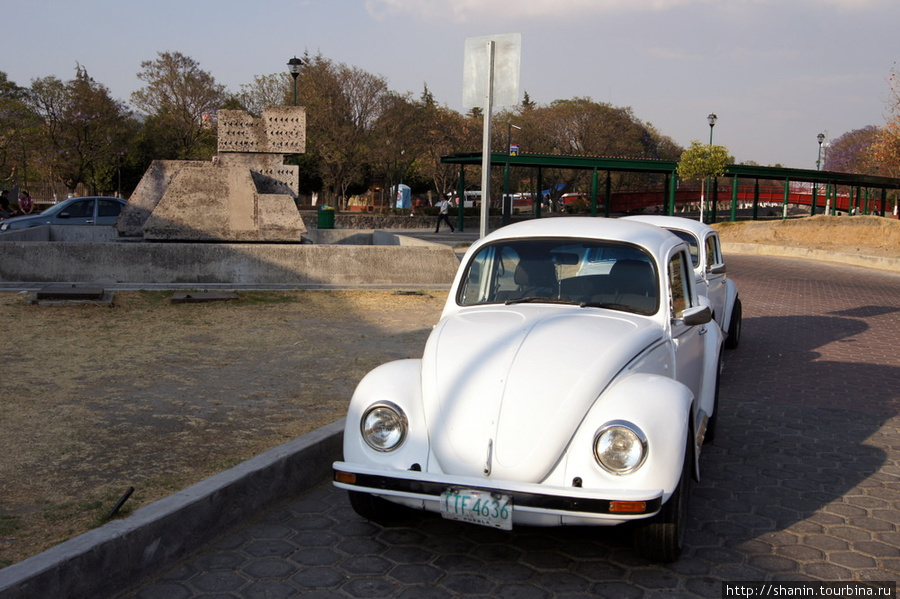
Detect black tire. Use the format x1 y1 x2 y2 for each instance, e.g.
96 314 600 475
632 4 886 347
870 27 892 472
633 436 693 563
347 490 407 524
724 297 742 350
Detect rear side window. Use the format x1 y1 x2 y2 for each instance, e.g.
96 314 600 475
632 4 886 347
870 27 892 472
705 235 722 268
98 200 123 217
65 200 94 218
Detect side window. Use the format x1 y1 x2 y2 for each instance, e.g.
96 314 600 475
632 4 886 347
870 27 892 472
65 200 94 218
458 245 520 305
705 235 722 268
670 230 699 267
668 251 694 317
98 200 123 217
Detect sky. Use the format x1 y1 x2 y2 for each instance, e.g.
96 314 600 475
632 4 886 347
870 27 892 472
4 0 897 169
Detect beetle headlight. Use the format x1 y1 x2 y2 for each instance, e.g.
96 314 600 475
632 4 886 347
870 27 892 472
593 421 647 474
361 402 408 452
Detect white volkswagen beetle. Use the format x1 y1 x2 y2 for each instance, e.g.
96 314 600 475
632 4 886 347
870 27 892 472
333 217 723 562
623 215 741 349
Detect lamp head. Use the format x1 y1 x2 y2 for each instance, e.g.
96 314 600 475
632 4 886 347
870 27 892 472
287 56 303 77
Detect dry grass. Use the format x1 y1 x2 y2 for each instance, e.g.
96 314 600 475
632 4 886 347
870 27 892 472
0 289 447 567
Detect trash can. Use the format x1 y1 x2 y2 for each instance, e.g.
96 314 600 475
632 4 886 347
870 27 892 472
317 205 335 229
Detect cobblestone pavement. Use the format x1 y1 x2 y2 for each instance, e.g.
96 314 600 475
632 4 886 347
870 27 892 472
121 255 900 598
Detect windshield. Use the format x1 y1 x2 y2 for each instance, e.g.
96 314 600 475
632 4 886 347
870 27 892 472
458 238 659 315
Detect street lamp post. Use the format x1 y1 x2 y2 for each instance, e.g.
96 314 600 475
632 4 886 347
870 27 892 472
814 132 825 216
704 113 717 223
287 56 303 106
816 132 825 170
287 56 304 208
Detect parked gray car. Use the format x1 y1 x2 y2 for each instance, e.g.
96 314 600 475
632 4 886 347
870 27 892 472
0 196 126 231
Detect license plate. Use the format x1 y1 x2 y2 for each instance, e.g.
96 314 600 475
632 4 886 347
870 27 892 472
440 488 512 530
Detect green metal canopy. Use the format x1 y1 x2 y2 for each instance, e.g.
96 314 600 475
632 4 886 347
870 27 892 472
441 151 900 224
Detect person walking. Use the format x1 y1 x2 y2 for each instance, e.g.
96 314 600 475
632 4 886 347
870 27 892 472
434 197 454 233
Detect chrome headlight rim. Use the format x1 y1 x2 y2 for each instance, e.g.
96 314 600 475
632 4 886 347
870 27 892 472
360 401 408 453
593 420 648 475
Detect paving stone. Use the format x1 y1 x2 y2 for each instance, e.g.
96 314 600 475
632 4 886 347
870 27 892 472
387 563 443 585
290 567 345 590
441 572 496 595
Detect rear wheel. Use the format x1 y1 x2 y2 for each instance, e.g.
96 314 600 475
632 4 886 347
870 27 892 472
724 297 742 349
633 436 692 562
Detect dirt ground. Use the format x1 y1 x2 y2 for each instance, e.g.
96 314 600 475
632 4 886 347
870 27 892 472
0 214 897 568
713 214 900 259
0 289 448 567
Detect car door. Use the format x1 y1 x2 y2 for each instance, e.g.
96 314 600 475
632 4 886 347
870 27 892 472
668 249 705 400
702 232 727 327
96 199 124 225
54 198 96 225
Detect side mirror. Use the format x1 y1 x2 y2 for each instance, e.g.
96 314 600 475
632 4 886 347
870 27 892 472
708 264 727 275
681 305 712 326
58 212 71 219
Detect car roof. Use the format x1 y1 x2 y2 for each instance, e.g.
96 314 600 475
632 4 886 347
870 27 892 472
472 216 684 259
621 215 715 238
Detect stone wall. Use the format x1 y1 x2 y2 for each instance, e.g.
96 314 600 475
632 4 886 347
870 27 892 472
300 213 504 230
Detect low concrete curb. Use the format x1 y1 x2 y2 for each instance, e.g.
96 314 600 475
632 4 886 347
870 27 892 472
722 241 900 273
0 420 345 599
0 228 462 288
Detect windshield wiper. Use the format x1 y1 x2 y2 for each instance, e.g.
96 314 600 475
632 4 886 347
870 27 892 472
505 296 580 306
579 301 645 314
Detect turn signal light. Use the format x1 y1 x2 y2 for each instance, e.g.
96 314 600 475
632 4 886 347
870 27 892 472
334 471 356 484
609 500 647 513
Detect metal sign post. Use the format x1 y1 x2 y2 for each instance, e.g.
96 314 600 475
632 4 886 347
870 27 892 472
463 33 521 238
479 41 495 238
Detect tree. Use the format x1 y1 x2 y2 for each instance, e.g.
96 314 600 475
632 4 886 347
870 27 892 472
131 52 226 160
369 91 425 206
826 126 878 174
419 101 481 199
298 54 389 207
677 140 731 223
0 72 40 187
27 66 133 194
234 73 292 117
496 97 683 210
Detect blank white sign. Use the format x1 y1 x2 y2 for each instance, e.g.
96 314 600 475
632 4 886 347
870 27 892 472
462 33 522 109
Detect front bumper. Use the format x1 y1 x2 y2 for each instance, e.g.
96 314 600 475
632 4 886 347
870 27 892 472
333 461 664 527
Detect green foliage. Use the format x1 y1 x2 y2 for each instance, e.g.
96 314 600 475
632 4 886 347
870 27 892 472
26 66 134 193
677 140 731 182
131 52 226 161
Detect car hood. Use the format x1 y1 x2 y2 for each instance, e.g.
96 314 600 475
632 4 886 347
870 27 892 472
421 305 663 482
0 214 46 229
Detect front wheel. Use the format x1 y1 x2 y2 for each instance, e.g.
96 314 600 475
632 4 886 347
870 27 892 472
724 297 742 350
633 436 693 562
